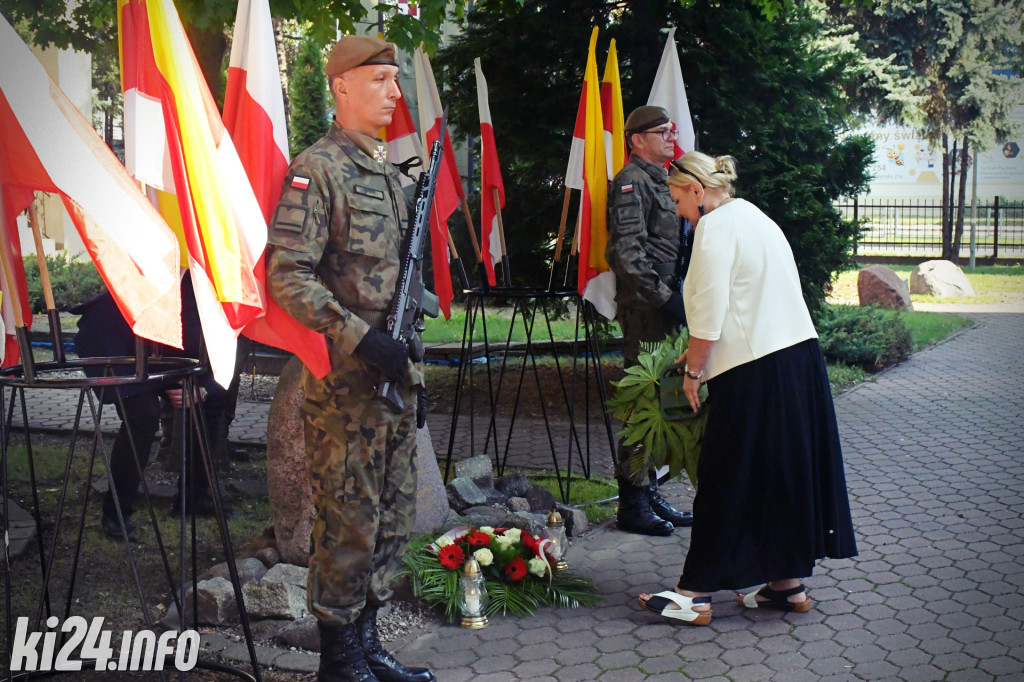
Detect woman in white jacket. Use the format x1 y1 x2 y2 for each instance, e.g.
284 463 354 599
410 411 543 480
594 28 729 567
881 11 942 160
637 151 857 625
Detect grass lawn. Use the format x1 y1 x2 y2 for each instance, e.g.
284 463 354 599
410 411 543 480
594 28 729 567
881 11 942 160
422 304 619 345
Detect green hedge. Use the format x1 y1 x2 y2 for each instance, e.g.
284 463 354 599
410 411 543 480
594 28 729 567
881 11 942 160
23 253 106 313
816 305 912 370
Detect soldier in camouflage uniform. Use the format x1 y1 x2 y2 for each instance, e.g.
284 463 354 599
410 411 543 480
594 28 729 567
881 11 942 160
606 105 695 537
266 36 434 682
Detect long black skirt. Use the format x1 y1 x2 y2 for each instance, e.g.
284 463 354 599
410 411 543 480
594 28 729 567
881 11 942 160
677 338 857 592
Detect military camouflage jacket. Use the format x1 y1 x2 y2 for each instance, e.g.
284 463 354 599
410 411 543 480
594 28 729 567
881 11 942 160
266 121 423 397
605 155 684 311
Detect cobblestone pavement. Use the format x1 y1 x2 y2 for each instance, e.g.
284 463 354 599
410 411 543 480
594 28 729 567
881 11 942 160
7 313 1024 681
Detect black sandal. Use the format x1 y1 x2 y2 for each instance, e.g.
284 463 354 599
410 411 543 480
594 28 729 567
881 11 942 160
738 584 812 613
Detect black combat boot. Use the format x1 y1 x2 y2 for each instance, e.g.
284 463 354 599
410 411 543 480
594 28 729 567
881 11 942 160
647 477 693 527
616 476 674 536
317 621 380 682
357 606 435 682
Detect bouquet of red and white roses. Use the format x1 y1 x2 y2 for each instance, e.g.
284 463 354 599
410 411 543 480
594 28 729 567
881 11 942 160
402 526 599 621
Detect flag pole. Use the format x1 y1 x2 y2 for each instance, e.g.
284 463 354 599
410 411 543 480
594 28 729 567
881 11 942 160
0 192 35 381
434 201 470 291
492 187 511 287
458 197 487 287
548 187 573 291
564 206 582 290
446 228 471 292
27 193 65 363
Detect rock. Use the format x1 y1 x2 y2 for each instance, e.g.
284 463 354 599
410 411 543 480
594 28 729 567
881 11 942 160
446 477 488 511
910 260 975 298
507 496 531 513
263 563 309 588
254 546 280 568
195 577 240 625
494 473 530 498
459 506 511 528
413 426 449 534
509 511 548 537
858 265 913 310
243 570 309 620
266 357 315 567
556 503 589 538
0 496 37 561
453 455 494 487
203 556 268 586
276 615 320 652
524 484 558 513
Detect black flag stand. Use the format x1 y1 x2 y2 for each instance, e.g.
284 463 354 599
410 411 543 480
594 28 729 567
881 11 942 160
1 338 261 682
441 285 617 504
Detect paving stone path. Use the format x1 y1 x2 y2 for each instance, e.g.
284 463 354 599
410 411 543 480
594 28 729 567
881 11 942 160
6 313 1023 680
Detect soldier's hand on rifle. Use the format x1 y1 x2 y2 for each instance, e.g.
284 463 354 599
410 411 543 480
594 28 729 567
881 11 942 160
417 385 427 429
355 327 408 383
660 291 687 325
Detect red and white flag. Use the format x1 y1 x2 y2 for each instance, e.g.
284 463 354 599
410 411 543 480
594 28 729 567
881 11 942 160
474 58 505 287
577 28 615 320
414 47 459 319
119 0 266 387
647 27 695 158
0 13 182 366
224 0 330 379
382 88 424 189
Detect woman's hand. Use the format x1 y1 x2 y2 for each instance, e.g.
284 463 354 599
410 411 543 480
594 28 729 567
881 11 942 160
683 376 702 413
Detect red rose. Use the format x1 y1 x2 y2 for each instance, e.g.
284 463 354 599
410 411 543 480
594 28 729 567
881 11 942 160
503 556 527 582
466 531 491 547
438 544 465 570
522 532 540 555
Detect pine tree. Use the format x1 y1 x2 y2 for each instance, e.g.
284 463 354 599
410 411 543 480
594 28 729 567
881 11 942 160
287 36 330 157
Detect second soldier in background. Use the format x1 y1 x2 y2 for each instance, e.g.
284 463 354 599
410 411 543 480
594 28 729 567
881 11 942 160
606 105 695 536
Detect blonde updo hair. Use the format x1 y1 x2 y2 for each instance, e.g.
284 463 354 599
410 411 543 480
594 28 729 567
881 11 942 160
667 151 738 195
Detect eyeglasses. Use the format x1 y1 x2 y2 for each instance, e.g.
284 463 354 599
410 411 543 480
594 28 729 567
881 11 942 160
642 126 678 141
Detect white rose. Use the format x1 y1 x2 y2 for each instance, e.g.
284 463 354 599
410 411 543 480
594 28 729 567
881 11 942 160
435 536 453 548
473 548 494 567
494 535 514 550
528 557 548 578
479 526 495 536
503 528 522 542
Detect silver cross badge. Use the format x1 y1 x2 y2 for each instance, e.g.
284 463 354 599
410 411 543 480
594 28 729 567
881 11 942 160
374 145 387 163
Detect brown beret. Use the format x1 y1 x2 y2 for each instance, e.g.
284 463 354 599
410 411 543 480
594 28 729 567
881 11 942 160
325 35 398 78
624 105 670 135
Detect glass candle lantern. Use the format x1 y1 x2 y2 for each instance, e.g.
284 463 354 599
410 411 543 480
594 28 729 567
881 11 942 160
458 557 488 629
546 507 569 572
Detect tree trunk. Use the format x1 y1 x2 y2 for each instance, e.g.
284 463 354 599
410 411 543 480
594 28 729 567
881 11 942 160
941 134 953 259
273 17 291 132
184 25 227 104
952 139 970 263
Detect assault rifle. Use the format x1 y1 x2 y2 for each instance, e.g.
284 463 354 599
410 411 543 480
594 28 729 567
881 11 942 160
376 111 445 413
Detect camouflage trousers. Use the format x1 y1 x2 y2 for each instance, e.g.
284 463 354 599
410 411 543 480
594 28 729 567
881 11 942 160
617 306 679 478
301 382 419 625
618 303 679 367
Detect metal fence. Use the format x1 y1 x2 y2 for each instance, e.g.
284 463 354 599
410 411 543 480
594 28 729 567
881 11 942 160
837 197 1024 260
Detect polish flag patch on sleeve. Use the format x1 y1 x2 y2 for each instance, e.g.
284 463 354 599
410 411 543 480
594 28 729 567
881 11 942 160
291 176 311 190
621 184 634 193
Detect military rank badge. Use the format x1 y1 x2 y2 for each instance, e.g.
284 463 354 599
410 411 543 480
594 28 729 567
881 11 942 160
291 176 310 190
374 146 387 163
